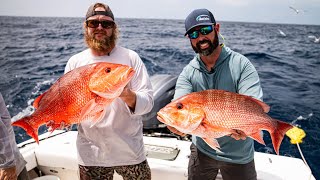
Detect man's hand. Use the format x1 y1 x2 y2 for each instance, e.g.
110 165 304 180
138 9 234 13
167 126 187 137
230 129 247 140
0 166 17 180
119 86 136 111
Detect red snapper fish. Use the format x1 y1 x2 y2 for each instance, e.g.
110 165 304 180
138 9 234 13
157 89 293 154
12 62 134 143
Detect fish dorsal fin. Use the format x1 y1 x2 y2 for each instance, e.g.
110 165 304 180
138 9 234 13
245 96 270 113
33 92 47 108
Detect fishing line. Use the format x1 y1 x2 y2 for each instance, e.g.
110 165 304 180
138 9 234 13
288 115 314 179
297 144 308 167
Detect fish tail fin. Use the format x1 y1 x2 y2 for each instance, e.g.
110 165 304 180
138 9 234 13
90 109 107 128
271 120 293 155
12 117 39 144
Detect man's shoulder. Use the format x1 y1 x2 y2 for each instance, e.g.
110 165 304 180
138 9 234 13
225 46 250 63
65 49 91 73
115 46 139 57
69 49 90 60
113 46 133 53
179 57 199 78
67 49 91 64
113 46 142 66
185 55 199 68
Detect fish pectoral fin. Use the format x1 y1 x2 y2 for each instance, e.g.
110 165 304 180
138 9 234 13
80 99 107 127
202 122 229 132
89 109 107 128
33 92 47 108
79 99 98 121
249 131 265 145
92 90 119 99
91 86 123 100
203 138 223 153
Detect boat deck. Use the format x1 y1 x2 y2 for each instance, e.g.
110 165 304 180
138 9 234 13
18 130 314 180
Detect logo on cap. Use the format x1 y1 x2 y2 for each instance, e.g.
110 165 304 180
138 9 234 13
196 15 210 21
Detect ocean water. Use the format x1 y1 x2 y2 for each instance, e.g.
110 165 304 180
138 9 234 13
0 16 319 178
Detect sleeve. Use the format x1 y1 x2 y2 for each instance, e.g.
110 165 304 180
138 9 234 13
236 56 263 101
64 58 73 74
129 54 154 115
173 67 193 100
0 94 15 169
64 53 80 74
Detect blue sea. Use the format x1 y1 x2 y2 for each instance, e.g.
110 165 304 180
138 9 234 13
0 16 319 178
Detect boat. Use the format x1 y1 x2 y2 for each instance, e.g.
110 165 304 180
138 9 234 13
17 74 315 180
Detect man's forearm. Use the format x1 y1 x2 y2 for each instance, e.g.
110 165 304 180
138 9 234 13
0 166 17 180
120 88 136 111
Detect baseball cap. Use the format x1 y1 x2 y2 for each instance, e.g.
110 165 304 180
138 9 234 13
184 9 216 35
86 3 114 20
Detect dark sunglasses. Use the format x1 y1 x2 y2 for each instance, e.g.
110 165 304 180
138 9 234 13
86 20 115 29
187 25 214 39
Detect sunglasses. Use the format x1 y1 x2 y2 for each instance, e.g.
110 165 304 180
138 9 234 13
187 25 214 39
86 20 115 29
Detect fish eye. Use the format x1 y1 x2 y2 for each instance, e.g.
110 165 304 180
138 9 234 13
176 102 183 110
105 67 111 73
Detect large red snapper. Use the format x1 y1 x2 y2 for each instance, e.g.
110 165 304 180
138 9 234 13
157 89 293 154
12 62 134 143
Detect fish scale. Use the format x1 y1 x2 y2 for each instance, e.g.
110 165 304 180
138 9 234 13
204 91 270 128
157 89 293 154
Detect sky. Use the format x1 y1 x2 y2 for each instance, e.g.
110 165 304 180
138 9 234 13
0 0 320 25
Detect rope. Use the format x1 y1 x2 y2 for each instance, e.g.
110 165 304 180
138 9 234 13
296 143 313 180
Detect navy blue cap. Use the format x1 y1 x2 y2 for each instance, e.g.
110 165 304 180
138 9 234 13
185 9 216 35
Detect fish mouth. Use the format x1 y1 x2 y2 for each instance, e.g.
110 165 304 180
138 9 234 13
156 116 164 124
157 112 170 124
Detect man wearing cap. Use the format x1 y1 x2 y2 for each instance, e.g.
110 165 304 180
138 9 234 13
64 3 153 179
167 9 262 180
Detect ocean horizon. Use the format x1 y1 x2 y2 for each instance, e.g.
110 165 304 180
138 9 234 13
2 14 320 26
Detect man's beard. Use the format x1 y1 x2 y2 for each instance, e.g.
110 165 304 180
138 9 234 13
191 30 219 56
85 28 118 54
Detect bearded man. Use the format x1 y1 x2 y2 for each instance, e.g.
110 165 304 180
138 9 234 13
167 9 263 180
64 3 153 180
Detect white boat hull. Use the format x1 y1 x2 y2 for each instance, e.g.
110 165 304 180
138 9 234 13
18 130 314 180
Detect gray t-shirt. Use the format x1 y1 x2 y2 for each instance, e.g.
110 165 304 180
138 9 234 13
174 46 263 164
